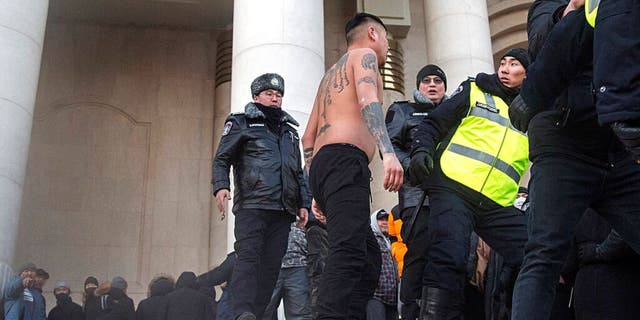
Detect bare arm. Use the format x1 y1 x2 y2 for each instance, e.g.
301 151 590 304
302 96 321 172
353 49 403 191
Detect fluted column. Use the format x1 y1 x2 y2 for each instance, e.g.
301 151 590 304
0 0 49 281
423 0 494 91
228 0 325 250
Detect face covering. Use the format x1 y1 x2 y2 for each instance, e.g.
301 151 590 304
55 293 71 304
85 287 96 296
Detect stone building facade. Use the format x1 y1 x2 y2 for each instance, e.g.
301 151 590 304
0 0 530 304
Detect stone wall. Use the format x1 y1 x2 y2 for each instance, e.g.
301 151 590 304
16 22 218 304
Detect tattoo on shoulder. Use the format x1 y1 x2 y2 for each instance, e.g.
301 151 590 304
361 53 378 71
357 76 377 86
361 102 394 154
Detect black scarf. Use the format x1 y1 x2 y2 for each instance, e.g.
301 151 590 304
475 73 520 105
255 103 284 134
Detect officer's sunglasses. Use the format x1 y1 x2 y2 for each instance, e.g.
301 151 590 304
421 77 444 85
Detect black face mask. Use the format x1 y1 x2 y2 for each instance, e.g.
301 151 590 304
85 287 96 296
55 293 71 304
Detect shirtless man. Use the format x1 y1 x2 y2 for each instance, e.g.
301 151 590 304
301 12 403 320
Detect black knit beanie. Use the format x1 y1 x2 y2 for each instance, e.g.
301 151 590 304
416 64 447 90
501 48 530 70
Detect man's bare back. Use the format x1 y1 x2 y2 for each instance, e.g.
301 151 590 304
310 49 382 161
303 45 403 192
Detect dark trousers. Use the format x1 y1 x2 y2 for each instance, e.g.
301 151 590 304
573 263 640 319
366 299 398 320
228 209 294 319
306 225 329 319
423 190 527 300
511 153 640 320
309 144 382 320
593 0 640 124
398 206 429 320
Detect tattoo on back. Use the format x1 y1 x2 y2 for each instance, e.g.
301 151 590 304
361 53 378 72
316 53 350 137
361 102 394 154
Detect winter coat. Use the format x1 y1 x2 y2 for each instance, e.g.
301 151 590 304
386 100 436 211
135 279 174 320
370 213 398 305
3 276 35 320
165 272 213 320
212 102 311 216
47 295 84 320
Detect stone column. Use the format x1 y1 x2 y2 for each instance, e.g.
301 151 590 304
228 0 325 250
211 31 233 263
0 1 49 283
423 0 494 92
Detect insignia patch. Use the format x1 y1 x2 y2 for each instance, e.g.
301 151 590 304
450 85 464 97
412 112 429 116
270 78 279 86
249 123 265 127
476 101 499 113
222 121 233 136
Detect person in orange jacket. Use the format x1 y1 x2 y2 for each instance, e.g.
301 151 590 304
388 206 407 277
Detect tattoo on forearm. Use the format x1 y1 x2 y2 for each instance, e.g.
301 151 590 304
303 147 314 172
357 76 377 86
362 102 394 154
361 53 378 72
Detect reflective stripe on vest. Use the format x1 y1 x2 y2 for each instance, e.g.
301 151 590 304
440 82 530 207
586 0 600 27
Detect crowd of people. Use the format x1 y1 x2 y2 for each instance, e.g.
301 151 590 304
5 0 640 319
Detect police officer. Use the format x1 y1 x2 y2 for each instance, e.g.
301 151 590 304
385 64 447 320
590 0 640 158
507 2 640 319
409 49 530 319
212 73 311 320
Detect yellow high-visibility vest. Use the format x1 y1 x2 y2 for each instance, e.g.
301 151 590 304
440 82 529 207
585 0 600 27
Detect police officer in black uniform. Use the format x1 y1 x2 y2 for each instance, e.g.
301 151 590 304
212 73 311 320
508 2 640 319
409 50 530 319
385 64 447 320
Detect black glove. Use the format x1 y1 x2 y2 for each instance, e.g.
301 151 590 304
611 121 640 161
509 94 535 132
409 148 434 187
578 243 600 266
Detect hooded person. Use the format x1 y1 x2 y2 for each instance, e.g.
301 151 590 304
367 209 399 320
47 281 84 320
83 276 101 320
95 277 134 320
408 48 530 318
165 272 213 320
135 276 175 320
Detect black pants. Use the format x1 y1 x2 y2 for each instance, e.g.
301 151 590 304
228 209 294 319
512 153 640 320
309 143 381 320
573 263 640 319
306 224 329 319
399 205 429 320
423 189 527 300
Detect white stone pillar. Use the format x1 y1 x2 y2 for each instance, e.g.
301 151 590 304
0 1 49 280
423 0 494 93
228 0 325 250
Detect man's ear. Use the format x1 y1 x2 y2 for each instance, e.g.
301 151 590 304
368 25 377 41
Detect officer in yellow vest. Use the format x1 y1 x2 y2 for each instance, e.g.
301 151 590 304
408 48 529 319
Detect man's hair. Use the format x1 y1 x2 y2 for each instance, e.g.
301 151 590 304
345 12 387 44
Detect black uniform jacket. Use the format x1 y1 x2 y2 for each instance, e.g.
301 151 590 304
212 102 311 216
523 1 625 164
412 73 519 208
386 100 436 211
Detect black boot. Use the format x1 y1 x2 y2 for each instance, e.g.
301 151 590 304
419 287 464 320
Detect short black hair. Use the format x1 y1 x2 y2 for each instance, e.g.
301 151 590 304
345 12 387 44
